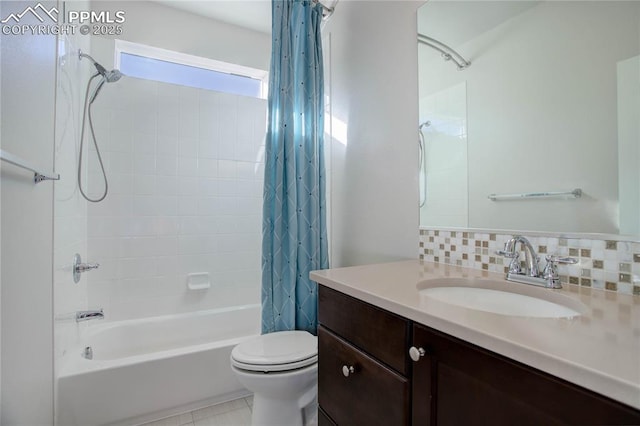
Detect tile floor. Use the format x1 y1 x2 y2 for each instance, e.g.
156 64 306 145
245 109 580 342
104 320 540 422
140 396 253 426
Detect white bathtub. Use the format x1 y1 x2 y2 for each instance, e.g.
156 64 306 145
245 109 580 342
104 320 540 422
56 304 261 426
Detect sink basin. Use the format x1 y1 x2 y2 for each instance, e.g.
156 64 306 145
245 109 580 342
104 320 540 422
417 278 587 318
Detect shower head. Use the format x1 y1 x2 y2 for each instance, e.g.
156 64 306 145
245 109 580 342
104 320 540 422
79 50 122 81
419 121 431 130
79 50 123 104
88 71 122 104
105 69 122 83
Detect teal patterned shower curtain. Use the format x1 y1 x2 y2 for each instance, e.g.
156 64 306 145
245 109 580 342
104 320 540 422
261 0 329 334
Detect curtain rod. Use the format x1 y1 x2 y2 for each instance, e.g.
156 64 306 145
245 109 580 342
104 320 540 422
418 33 471 70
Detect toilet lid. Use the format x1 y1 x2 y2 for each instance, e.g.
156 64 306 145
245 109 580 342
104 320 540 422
231 331 317 372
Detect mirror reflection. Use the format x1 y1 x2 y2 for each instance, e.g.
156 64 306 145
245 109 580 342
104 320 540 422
417 1 640 237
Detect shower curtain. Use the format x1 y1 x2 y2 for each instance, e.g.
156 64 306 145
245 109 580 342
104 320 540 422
261 0 329 334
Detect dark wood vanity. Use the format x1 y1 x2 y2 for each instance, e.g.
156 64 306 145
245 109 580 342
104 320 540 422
317 285 640 426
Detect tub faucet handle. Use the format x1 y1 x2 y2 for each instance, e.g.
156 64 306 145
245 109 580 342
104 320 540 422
76 262 100 272
73 253 100 283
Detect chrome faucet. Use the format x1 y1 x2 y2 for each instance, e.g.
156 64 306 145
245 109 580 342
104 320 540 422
502 235 540 277
497 236 577 289
76 309 104 322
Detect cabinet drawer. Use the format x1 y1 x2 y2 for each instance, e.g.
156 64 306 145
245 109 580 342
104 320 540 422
318 285 410 375
318 326 410 426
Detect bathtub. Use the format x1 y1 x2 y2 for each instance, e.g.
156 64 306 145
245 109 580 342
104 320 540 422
57 304 261 426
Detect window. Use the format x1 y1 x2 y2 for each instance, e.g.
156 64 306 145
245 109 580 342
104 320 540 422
114 40 268 99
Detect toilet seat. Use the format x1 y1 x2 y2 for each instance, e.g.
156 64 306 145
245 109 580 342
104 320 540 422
231 330 318 373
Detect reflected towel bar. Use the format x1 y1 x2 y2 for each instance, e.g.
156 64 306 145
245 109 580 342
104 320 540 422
488 188 582 201
0 149 60 183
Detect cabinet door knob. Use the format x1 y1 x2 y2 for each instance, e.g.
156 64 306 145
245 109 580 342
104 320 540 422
342 365 355 377
409 346 426 362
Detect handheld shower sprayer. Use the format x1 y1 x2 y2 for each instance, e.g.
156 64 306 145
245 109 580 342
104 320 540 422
78 50 122 103
418 121 431 208
78 50 123 203
105 69 123 82
89 70 123 104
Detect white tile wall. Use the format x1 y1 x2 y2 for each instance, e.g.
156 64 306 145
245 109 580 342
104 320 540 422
419 82 468 228
87 76 267 321
53 27 91 370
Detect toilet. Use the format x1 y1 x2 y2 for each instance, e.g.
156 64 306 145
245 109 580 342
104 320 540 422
230 330 318 426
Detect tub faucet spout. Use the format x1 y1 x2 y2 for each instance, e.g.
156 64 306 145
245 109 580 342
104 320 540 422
76 309 104 322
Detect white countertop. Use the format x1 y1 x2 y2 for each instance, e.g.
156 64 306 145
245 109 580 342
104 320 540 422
310 260 640 410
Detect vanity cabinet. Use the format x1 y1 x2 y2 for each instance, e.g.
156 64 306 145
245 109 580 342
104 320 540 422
318 285 411 425
411 323 640 425
318 285 640 426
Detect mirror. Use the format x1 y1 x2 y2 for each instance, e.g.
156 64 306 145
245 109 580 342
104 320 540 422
417 1 640 237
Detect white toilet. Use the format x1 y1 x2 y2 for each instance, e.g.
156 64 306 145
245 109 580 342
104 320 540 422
230 330 318 426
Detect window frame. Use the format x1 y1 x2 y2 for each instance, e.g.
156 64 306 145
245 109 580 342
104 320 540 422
114 39 269 99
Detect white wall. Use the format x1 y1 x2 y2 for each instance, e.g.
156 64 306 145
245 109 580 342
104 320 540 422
419 82 468 227
90 0 270 70
88 0 420 268
324 1 421 267
419 1 640 234
617 56 640 236
0 1 57 424
53 4 91 400
71 5 268 321
47 1 268 326
50 1 267 417
84 71 265 320
50 1 270 419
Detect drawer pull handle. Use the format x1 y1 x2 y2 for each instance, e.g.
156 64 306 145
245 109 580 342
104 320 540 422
342 365 355 377
409 346 426 362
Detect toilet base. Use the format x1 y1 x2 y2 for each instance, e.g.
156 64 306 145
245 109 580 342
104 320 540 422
251 394 317 426
251 380 317 426
230 351 318 426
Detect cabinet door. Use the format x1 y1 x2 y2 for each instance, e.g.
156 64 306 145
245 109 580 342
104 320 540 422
410 326 435 426
318 407 337 426
412 324 640 426
318 326 410 426
319 285 410 375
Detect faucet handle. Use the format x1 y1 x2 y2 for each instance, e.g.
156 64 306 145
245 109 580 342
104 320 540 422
73 253 100 283
542 255 578 289
496 249 517 258
545 255 578 265
497 250 522 274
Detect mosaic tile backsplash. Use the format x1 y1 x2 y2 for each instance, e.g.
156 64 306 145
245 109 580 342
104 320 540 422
418 229 640 296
